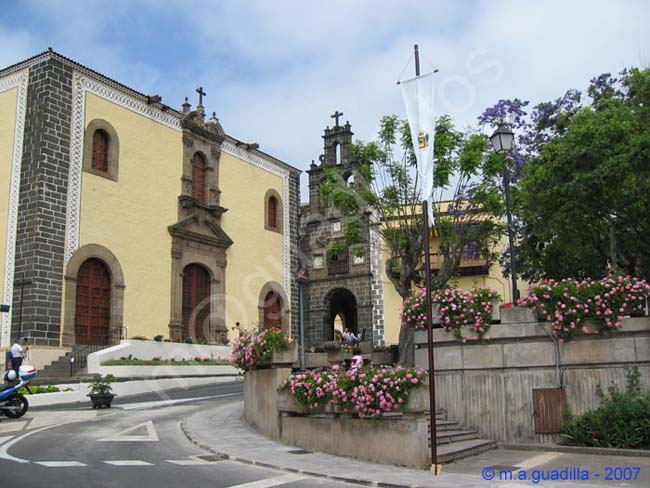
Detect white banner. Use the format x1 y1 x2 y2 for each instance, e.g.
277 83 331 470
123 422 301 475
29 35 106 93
401 72 436 224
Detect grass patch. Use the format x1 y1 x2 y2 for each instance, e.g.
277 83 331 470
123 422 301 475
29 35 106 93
17 385 74 394
100 359 230 366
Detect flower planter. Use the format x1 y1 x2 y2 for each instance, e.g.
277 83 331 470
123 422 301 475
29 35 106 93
88 393 116 409
403 383 429 413
371 351 394 366
271 343 298 366
304 352 329 369
491 300 501 323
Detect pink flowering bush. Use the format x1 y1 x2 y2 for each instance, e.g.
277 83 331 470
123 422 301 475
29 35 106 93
521 275 650 342
400 287 501 341
280 366 427 418
230 326 291 371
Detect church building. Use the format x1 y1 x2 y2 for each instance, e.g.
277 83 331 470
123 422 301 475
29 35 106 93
0 49 300 351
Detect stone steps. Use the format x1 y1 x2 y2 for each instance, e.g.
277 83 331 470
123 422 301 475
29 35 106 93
428 411 496 463
437 438 498 464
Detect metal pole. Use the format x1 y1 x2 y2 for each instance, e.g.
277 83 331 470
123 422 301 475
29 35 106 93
503 162 519 303
423 201 439 474
299 283 305 370
18 274 25 338
414 42 440 476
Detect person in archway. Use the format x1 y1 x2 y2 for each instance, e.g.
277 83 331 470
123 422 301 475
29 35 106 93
344 328 359 346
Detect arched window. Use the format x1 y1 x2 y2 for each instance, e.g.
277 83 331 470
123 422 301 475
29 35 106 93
264 189 283 233
83 119 120 181
92 130 110 172
192 153 206 202
268 196 278 228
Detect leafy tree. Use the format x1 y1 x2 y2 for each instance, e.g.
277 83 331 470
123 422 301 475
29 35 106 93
321 115 504 366
493 68 650 281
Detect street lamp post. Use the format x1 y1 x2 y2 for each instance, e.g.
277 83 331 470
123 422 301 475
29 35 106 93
490 123 519 303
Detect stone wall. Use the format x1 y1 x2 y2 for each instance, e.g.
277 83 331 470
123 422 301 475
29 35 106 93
415 314 650 444
12 57 73 345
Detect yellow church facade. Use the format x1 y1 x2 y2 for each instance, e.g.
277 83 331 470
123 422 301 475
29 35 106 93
0 50 300 350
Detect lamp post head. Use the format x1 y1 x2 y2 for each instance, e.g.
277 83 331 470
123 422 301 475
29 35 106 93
490 123 515 154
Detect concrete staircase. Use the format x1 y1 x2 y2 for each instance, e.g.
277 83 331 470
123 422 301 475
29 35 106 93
431 411 496 463
32 347 95 385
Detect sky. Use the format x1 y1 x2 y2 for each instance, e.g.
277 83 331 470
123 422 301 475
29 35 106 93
1 0 649 201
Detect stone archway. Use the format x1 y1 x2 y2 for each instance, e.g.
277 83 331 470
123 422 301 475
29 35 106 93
323 288 358 341
258 282 290 335
62 244 125 347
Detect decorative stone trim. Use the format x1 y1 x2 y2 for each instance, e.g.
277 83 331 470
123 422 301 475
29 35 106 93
61 244 125 346
0 69 29 348
264 188 283 233
369 218 385 346
83 118 120 181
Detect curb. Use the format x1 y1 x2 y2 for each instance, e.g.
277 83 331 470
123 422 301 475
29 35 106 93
501 443 650 458
180 409 426 488
32 373 242 386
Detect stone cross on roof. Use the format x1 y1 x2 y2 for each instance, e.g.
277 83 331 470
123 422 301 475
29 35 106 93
331 110 343 127
196 86 206 106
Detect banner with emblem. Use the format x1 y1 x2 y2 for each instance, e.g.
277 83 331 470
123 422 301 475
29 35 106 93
400 72 436 223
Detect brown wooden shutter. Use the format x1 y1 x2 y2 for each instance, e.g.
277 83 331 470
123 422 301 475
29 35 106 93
268 196 277 228
92 130 109 172
192 154 206 202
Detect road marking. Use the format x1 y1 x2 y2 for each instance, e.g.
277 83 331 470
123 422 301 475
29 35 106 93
36 461 87 467
166 459 212 465
98 420 159 442
120 392 241 411
513 452 562 472
0 420 27 433
224 475 307 488
0 424 63 464
103 460 154 466
0 436 13 446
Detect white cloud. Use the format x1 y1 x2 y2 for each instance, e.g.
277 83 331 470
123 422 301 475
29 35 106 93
1 0 649 200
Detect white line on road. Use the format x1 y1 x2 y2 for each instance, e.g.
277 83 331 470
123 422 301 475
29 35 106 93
103 460 155 466
166 459 212 465
98 420 159 442
224 475 307 488
36 461 87 467
0 436 13 446
120 392 241 411
514 452 562 472
0 424 63 464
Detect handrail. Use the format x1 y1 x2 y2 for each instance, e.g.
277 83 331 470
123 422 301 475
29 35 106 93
70 328 122 376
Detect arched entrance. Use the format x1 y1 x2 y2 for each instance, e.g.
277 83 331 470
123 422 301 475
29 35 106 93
75 258 111 345
324 288 358 341
182 264 210 341
263 291 283 329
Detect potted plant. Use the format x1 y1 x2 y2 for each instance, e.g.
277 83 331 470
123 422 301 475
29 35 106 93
88 374 117 409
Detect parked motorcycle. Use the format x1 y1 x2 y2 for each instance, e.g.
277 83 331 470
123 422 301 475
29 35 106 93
0 365 37 418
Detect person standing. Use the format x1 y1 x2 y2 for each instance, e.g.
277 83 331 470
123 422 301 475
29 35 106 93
10 338 27 374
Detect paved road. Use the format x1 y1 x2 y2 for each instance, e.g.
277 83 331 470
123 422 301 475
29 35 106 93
0 382 361 488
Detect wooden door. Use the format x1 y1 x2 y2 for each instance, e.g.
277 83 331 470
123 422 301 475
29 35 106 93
75 258 111 345
182 264 210 341
263 291 282 329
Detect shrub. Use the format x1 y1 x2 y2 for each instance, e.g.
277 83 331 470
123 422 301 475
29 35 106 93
280 365 427 418
562 366 650 449
130 336 148 341
153 335 164 342
230 326 291 371
400 286 500 341
521 275 650 342
184 337 195 344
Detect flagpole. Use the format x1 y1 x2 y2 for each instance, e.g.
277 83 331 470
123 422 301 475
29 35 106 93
413 43 440 476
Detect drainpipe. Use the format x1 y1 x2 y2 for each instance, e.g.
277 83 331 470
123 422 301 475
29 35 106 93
540 322 563 388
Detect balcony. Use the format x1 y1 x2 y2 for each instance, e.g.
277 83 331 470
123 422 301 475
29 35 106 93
428 252 489 276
